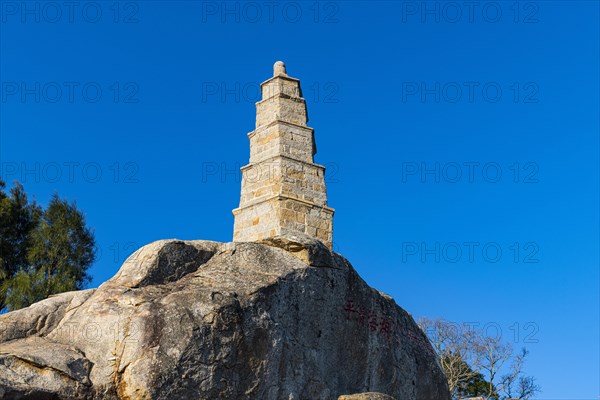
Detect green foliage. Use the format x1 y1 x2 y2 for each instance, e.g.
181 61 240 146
454 363 496 399
0 179 95 312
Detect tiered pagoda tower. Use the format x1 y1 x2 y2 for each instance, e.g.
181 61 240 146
232 61 334 248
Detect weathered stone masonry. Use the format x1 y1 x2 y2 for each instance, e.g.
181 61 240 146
233 61 334 248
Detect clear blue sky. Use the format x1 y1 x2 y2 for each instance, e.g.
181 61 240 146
1 1 598 398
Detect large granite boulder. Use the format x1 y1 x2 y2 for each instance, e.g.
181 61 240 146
0 236 450 399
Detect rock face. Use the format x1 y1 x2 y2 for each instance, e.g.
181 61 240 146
0 236 450 400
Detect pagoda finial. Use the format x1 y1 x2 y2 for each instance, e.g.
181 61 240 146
273 61 287 76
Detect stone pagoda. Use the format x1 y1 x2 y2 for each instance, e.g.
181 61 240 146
232 61 334 248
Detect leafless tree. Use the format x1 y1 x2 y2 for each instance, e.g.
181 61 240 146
475 335 516 398
418 318 540 400
418 317 483 397
502 374 541 400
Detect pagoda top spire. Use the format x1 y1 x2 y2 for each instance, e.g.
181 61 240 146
273 61 287 76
